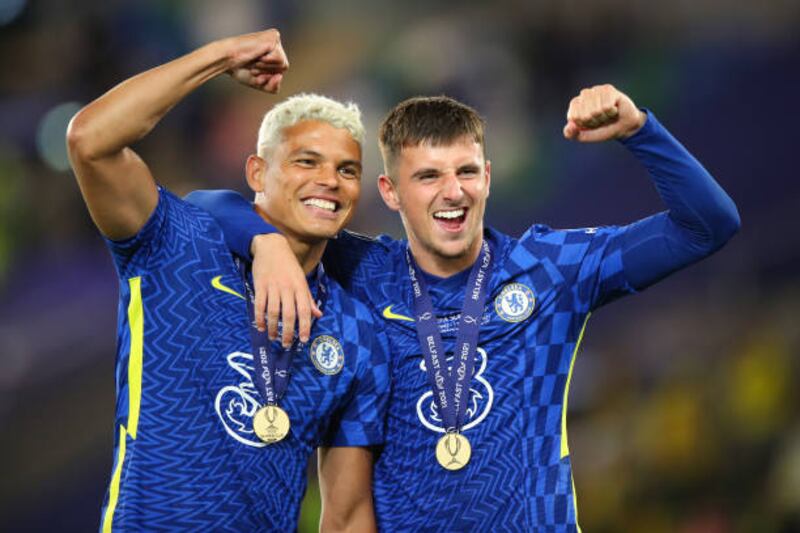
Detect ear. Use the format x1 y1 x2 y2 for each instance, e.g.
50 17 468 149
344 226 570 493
377 174 401 212
484 159 492 199
245 154 266 193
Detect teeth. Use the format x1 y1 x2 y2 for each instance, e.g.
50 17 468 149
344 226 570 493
434 209 464 220
303 198 337 211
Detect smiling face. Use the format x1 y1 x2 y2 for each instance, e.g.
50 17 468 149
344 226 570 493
248 119 362 245
378 136 491 276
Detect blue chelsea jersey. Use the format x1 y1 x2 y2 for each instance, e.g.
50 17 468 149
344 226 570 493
100 189 389 531
325 224 629 531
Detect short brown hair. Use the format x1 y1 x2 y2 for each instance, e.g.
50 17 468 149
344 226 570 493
378 96 485 173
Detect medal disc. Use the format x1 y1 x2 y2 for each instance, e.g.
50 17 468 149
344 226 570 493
435 433 471 471
253 405 291 444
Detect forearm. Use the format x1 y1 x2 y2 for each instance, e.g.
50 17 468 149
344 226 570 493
68 41 231 160
318 447 377 533
184 189 277 258
320 495 376 533
620 112 740 288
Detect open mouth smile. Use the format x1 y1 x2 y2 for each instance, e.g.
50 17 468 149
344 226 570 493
433 207 468 231
302 197 341 218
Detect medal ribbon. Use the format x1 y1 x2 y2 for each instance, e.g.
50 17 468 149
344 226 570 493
406 240 492 432
238 258 327 406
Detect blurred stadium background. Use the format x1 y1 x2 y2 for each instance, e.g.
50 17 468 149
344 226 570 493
1 0 798 531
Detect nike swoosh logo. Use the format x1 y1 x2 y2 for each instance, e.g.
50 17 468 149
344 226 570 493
382 305 414 322
211 276 245 300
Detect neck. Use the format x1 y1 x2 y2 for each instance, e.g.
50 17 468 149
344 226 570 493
408 236 483 278
254 205 326 275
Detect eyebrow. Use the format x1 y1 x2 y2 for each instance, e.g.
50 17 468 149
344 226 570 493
411 167 440 179
289 150 362 171
289 149 323 159
458 163 481 173
411 163 480 179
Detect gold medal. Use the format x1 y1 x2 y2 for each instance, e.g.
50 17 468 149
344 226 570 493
435 432 471 471
253 405 291 444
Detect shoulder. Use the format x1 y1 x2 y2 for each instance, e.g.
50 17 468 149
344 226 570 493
515 223 622 258
496 223 624 284
333 230 399 255
105 187 228 275
323 230 402 290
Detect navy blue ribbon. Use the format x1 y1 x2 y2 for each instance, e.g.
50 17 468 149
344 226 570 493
406 240 492 432
238 259 326 406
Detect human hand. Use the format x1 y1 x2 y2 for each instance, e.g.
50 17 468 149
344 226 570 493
222 29 289 93
251 234 322 347
563 84 646 142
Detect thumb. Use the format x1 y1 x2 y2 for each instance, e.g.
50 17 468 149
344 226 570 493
563 121 579 140
575 126 615 143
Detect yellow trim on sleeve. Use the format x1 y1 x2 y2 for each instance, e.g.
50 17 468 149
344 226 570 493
560 313 590 459
126 277 144 439
102 425 128 533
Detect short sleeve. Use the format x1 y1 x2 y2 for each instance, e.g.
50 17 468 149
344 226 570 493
105 187 170 278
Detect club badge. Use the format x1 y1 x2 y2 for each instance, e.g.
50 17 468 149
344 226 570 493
309 335 345 375
494 282 535 323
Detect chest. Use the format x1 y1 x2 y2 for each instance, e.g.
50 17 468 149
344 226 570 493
138 268 358 450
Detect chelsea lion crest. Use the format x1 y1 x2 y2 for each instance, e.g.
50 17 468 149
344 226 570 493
309 335 345 375
495 283 535 323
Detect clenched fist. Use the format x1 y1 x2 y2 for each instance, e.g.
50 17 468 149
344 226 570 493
563 84 646 142
222 29 289 93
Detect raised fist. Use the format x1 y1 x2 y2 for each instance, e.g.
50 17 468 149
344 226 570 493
223 29 289 94
563 84 646 142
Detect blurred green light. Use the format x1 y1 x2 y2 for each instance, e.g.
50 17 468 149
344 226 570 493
36 101 82 172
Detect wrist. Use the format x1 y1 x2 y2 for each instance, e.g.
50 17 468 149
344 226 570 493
251 233 288 257
202 38 237 73
619 109 648 140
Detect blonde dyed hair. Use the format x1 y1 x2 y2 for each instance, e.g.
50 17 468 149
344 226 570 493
256 93 365 156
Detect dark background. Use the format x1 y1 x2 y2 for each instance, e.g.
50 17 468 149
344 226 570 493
1 1 798 531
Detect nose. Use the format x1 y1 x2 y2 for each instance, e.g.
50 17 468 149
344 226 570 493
315 163 339 188
441 172 463 202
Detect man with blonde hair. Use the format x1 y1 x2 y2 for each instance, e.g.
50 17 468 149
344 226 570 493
67 28 388 531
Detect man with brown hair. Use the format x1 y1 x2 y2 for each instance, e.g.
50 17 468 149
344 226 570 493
188 85 739 530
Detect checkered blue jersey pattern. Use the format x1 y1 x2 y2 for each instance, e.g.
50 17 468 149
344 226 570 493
100 188 389 531
325 225 627 532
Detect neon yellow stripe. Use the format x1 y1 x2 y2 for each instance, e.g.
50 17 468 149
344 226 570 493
561 314 590 532
102 425 128 533
571 472 582 533
561 313 590 459
127 277 143 439
101 278 144 530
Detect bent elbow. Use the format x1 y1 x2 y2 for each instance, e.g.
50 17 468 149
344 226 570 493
714 201 741 247
65 111 92 161
66 108 107 163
